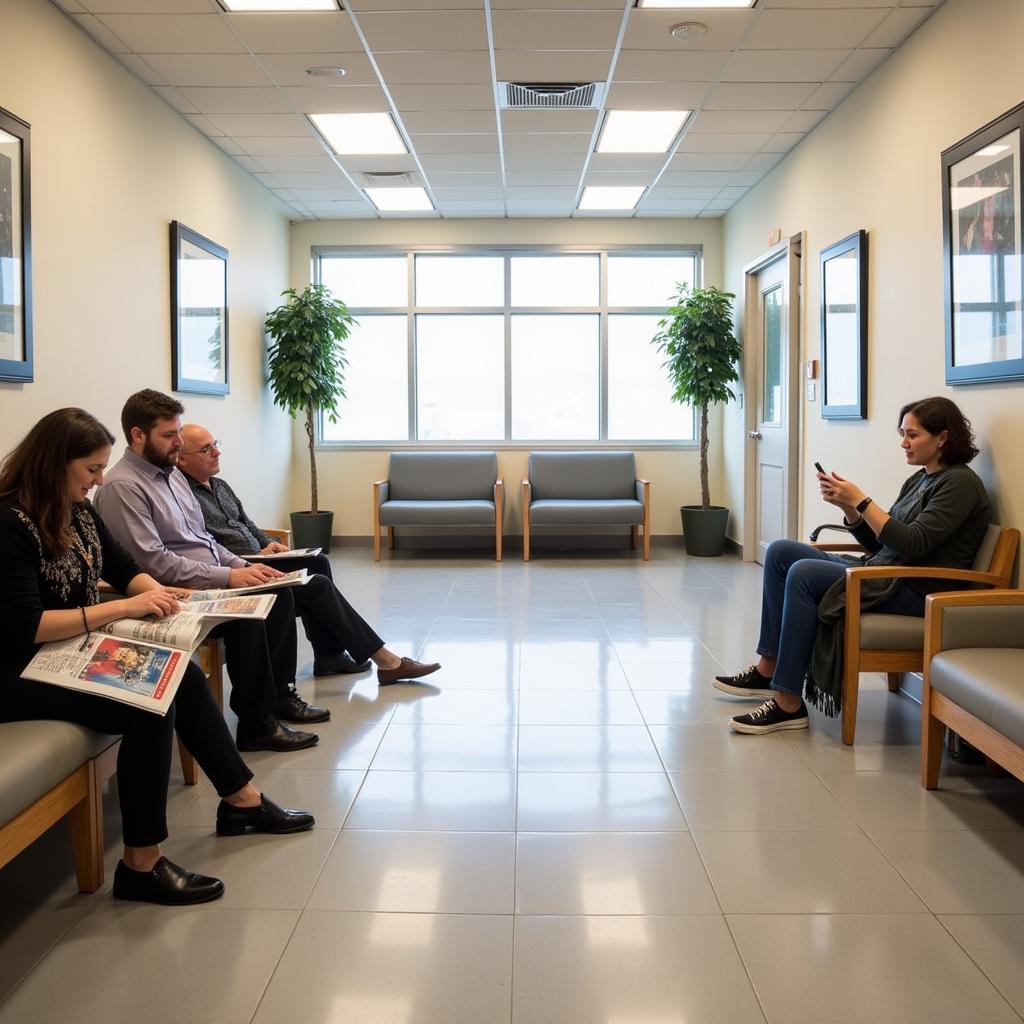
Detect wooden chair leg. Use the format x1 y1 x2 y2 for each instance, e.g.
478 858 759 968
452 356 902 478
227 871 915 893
841 665 859 746
179 738 199 785
523 513 530 561
68 762 103 893
496 523 502 562
373 516 382 561
631 526 638 549
922 710 945 789
642 525 650 562
388 526 395 550
887 672 901 693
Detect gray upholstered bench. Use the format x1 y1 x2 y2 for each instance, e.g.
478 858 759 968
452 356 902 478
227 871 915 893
0 721 118 892
522 451 650 561
922 589 1024 788
373 452 504 561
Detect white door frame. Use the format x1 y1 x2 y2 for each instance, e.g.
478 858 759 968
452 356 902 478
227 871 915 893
741 233 804 562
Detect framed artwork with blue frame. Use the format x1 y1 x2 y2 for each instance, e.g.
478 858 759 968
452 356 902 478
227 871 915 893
819 229 867 420
0 106 32 384
171 221 229 396
942 101 1024 385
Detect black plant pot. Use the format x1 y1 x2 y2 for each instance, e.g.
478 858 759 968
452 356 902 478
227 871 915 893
680 505 730 557
290 511 334 553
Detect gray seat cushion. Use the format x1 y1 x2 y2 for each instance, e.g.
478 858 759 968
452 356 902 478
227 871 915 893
529 499 644 526
0 721 117 827
931 648 1024 749
379 499 496 527
860 613 925 650
529 451 636 500
387 452 497 500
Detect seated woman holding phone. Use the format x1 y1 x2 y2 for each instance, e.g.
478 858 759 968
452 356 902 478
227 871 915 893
713 396 992 735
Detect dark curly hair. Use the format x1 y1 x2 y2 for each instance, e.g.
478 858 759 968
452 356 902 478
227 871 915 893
898 396 979 465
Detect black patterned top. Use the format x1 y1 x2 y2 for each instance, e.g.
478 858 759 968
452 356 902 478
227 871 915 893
182 473 270 556
0 496 141 674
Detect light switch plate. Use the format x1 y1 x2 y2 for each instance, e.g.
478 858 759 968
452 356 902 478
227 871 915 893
806 381 816 402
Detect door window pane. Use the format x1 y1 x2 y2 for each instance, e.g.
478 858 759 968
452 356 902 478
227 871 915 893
416 315 504 440
321 256 407 308
511 315 599 440
608 315 695 441
415 255 504 307
323 315 408 441
607 255 695 307
510 255 599 306
762 285 783 425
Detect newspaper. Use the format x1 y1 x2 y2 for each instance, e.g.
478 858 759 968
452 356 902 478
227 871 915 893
245 547 321 562
182 568 309 602
21 594 276 716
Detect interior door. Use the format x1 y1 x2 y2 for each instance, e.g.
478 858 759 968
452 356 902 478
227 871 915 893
751 257 790 564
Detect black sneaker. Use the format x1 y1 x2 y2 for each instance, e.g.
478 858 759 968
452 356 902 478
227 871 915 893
730 697 808 735
713 663 775 699
275 689 331 724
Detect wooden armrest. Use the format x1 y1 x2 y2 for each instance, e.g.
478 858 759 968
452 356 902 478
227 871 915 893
372 479 388 486
845 565 1005 586
926 588 1024 611
262 527 291 545
811 543 868 552
494 478 504 491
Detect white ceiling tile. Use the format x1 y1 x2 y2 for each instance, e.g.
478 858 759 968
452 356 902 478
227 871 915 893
830 47 890 83
427 172 503 187
763 131 805 153
637 202 706 213
802 81 856 110
501 109 597 133
504 154 583 171
759 0 897 6
51 0 87 11
705 82 818 110
503 133 592 154
177 87 292 114
433 187 504 200
494 0 624 8
95 14 244 52
744 9 888 50
743 151 784 171
781 109 827 133
69 13 132 52
690 109 791 133
606 82 711 110
226 12 360 53
249 154 338 173
667 152 749 171
506 186 577 200
659 170 736 187
391 84 495 111
152 85 198 113
232 135 327 156
613 49 730 82
507 170 582 187
301 202 375 215
251 171 282 187
678 132 771 153
716 186 750 200
587 153 665 172
862 6 932 48
403 110 497 133
285 188 365 201
117 53 167 85
703 199 735 210
646 186 720 200
270 188 297 200
492 11 622 50
438 203 507 215
206 113 311 135
506 200 575 210
358 11 488 51
354 0 480 8
341 155 419 172
494 50 613 83
79 0 211 10
583 170 656 187
282 85 389 113
411 134 499 154
376 51 493 85
257 52 376 87
269 171 352 188
140 53 269 87
233 154 266 173
210 135 246 156
182 112 223 135
419 153 501 171
727 170 765 186
622 10 753 51
721 48 850 82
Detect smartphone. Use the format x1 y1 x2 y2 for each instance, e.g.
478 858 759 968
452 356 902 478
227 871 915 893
814 461 827 475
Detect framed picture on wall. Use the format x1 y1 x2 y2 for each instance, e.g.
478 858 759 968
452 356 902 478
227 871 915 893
0 106 32 383
942 100 1024 385
819 229 868 419
170 221 229 396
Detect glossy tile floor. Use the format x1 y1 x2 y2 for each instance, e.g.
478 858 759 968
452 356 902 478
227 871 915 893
2 548 1024 1023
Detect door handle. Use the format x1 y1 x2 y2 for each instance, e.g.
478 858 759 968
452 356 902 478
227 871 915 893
748 431 763 440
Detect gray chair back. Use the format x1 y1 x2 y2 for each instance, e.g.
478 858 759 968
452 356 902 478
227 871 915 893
388 452 497 500
971 523 1001 571
529 451 636 500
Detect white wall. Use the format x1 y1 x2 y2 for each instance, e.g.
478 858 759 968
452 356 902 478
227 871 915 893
723 0 1024 547
287 216 725 538
0 0 293 526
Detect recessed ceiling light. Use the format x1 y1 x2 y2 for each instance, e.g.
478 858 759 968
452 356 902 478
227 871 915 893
637 0 753 8
219 0 340 11
365 187 434 212
597 110 690 153
670 22 708 39
309 112 408 155
578 186 646 210
305 67 346 79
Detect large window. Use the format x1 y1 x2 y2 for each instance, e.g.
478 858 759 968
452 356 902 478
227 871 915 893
318 249 699 446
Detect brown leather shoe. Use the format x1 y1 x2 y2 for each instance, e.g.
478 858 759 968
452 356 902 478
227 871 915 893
377 657 441 686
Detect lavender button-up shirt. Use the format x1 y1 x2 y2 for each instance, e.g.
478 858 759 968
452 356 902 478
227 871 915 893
94 448 247 589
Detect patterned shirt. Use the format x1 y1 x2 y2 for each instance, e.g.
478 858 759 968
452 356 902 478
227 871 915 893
183 473 270 557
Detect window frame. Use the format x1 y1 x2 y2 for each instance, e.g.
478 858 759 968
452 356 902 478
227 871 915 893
314 244 701 450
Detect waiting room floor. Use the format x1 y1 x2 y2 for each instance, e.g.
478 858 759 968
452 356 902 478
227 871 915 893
2 548 1024 1023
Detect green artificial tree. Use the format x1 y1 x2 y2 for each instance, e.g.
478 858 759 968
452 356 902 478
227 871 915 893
265 284 355 514
652 283 741 511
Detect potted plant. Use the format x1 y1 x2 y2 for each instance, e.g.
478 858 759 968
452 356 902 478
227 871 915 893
265 284 355 552
652 283 742 556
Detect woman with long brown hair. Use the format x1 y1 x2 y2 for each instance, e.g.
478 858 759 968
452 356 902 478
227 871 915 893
0 408 314 905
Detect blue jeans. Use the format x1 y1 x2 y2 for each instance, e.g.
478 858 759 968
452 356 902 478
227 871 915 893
757 539 926 697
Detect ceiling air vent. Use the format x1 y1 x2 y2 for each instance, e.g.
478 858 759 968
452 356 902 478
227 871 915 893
361 171 416 187
498 82 606 110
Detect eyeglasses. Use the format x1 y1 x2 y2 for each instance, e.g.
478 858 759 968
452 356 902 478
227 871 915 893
181 440 222 455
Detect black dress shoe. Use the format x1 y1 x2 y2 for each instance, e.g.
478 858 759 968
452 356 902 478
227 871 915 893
216 794 316 836
276 688 331 724
236 720 319 752
112 857 224 906
314 652 372 676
